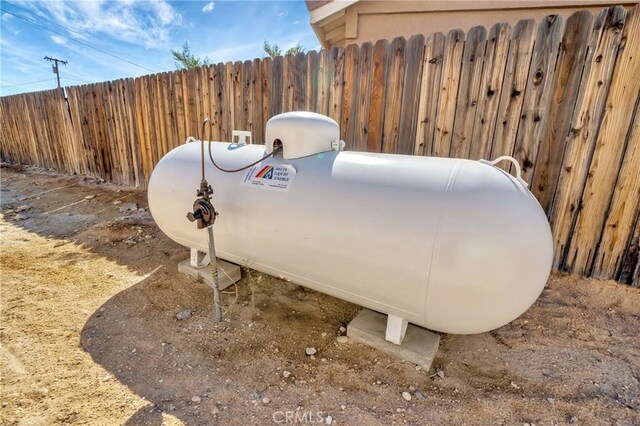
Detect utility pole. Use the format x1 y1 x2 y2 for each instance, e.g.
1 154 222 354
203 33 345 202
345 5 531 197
44 56 67 89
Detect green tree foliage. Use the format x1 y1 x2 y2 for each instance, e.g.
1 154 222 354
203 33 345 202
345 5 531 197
171 41 211 69
263 40 305 58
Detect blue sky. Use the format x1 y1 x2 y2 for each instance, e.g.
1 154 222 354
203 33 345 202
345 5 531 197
0 0 318 96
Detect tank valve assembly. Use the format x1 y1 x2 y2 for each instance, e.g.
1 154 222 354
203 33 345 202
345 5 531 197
187 117 223 323
186 180 217 229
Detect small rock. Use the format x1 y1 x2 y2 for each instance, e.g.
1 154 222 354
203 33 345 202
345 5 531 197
321 332 327 337
211 407 219 415
15 205 31 212
547 398 555 404
402 391 412 401
340 404 346 410
436 370 445 379
262 397 270 404
15 213 28 220
84 195 95 200
337 336 348 344
325 415 333 425
510 381 520 390
176 310 193 320
339 326 346 333
569 416 578 424
191 396 201 403
305 347 317 356
415 365 422 371
123 238 137 245
119 202 138 213
414 391 424 399
282 371 291 378
113 200 123 205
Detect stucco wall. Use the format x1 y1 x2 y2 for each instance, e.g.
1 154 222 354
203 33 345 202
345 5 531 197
326 0 635 46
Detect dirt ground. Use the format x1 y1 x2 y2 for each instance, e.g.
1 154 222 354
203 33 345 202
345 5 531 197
0 165 638 426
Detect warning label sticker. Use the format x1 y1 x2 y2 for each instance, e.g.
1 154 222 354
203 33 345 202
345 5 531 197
242 164 296 192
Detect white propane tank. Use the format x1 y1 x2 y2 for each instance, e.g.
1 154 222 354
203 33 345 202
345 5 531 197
148 112 553 335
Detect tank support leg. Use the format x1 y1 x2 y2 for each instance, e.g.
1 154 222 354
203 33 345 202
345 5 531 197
385 314 408 345
190 248 210 268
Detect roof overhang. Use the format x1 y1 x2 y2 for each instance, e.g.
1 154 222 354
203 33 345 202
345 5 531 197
308 0 358 48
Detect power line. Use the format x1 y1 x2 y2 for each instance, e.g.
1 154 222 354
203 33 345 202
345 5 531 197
0 8 159 73
1 78 56 88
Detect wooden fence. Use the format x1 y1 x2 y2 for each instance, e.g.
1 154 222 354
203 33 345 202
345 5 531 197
1 5 639 285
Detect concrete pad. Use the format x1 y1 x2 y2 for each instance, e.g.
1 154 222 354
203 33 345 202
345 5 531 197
347 309 440 370
178 259 241 291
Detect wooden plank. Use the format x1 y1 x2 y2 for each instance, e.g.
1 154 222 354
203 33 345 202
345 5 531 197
241 60 252 131
432 29 465 157
294 53 307 111
341 43 360 149
173 70 187 144
199 66 211 137
261 57 272 133
549 6 627 270
490 19 537 165
122 78 141 186
397 34 425 155
270 56 284 117
316 49 330 115
450 26 487 159
328 46 345 125
355 42 373 151
208 65 221 141
531 10 595 212
367 39 389 152
224 62 235 137
306 50 319 112
564 4 640 276
469 23 511 160
512 14 564 181
283 54 295 112
382 37 407 154
219 62 231 141
415 32 446 156
619 211 639 286
592 95 640 279
251 59 263 143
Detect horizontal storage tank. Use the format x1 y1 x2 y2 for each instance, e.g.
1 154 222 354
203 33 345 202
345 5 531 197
148 112 553 335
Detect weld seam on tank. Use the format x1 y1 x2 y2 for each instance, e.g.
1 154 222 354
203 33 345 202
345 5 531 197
423 162 461 327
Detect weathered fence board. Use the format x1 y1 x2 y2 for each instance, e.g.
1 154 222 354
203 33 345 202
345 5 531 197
565 4 640 277
490 19 536 168
469 23 511 160
1 5 639 284
415 32 445 156
549 6 628 270
450 26 487 159
432 29 464 157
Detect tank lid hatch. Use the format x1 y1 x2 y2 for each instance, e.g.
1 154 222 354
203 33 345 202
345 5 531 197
265 111 342 159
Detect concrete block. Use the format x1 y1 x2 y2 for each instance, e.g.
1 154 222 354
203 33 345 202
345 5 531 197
178 259 241 291
347 309 440 370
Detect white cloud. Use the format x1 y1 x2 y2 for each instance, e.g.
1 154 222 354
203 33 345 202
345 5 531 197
22 0 183 49
202 2 215 13
50 35 67 45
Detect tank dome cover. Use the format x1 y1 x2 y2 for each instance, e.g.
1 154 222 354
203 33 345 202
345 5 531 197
265 111 340 159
